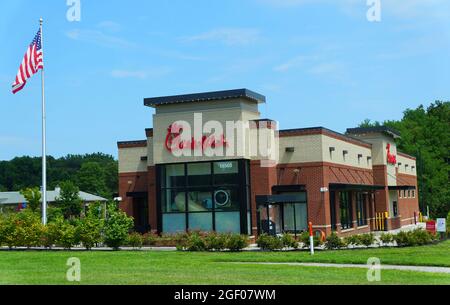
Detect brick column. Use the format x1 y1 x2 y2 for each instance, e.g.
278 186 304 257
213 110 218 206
250 160 277 236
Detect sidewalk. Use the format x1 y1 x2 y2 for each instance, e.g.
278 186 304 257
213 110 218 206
233 262 450 274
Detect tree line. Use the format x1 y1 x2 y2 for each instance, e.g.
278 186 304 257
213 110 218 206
360 101 449 218
0 153 118 199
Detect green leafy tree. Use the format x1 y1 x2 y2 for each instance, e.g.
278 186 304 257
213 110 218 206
55 181 83 220
76 162 109 198
360 101 450 218
20 187 42 212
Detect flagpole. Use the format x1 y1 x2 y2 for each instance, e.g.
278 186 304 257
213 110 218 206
40 17 47 225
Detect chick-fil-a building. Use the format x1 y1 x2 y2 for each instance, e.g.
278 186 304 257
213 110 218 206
118 89 419 237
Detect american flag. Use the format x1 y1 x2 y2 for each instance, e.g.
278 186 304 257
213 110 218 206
12 29 44 94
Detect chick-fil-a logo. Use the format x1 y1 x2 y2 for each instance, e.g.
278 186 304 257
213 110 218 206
165 123 228 153
386 143 397 165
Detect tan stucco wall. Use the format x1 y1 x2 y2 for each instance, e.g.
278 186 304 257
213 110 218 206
278 134 372 169
119 146 148 174
152 99 261 164
397 154 417 176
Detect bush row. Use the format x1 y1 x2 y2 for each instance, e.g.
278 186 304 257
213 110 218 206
126 232 250 252
255 229 439 251
0 205 134 250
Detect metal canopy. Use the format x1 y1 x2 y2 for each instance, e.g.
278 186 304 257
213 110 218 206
256 194 306 206
329 183 385 191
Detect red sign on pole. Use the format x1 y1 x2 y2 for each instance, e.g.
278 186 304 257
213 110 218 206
426 221 436 234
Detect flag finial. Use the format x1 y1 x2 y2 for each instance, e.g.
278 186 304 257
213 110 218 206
40 18 43 25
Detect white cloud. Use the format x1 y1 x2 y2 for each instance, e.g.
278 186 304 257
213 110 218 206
65 29 136 49
274 55 317 72
182 28 261 46
111 67 172 79
97 21 122 32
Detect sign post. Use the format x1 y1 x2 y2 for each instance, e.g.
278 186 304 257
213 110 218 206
436 218 446 240
309 222 314 256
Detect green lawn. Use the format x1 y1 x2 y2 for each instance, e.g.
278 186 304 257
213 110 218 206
0 241 449 285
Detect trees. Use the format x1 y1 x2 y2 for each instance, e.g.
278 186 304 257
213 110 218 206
360 101 450 218
0 153 118 199
55 181 83 220
76 162 109 199
20 187 42 212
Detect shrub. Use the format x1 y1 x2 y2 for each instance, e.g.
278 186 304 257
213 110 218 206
410 229 433 246
344 235 362 247
14 210 44 248
359 233 375 247
186 233 206 252
299 232 323 248
204 233 227 251
75 217 103 250
143 233 158 246
225 234 248 252
281 234 298 249
127 232 144 249
394 231 410 247
325 232 345 250
41 221 62 249
103 206 134 250
256 234 283 251
57 221 78 249
380 233 394 246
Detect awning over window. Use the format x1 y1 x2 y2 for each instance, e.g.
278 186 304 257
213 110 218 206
272 185 306 193
256 194 306 206
388 185 416 191
329 183 385 191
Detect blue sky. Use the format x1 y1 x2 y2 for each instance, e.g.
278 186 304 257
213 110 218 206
1 0 449 160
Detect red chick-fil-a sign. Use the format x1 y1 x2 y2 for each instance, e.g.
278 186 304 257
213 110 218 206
165 123 228 153
386 143 397 165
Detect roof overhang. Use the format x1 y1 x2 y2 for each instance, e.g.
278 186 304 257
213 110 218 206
144 89 266 108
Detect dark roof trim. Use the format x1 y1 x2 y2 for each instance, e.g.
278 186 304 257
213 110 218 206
280 127 372 149
397 151 416 160
144 89 266 107
346 126 401 139
256 194 307 206
117 140 147 148
388 185 416 191
329 183 385 191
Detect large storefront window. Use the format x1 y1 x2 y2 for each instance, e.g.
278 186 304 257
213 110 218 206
158 160 250 234
340 192 353 230
356 193 367 226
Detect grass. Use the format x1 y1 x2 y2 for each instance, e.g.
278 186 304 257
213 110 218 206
215 240 450 267
0 241 448 285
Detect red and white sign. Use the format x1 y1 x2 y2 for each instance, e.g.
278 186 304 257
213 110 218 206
426 221 436 234
386 143 397 165
165 123 228 153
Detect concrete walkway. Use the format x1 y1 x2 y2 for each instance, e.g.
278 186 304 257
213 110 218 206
233 262 450 274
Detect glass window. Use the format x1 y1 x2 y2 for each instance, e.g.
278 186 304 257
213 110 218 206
187 163 211 186
163 214 186 233
340 192 353 230
283 203 307 233
160 160 250 234
393 201 399 217
163 164 185 188
162 190 186 213
187 190 213 212
214 161 239 185
215 212 241 233
356 193 367 226
189 213 213 231
214 188 240 211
